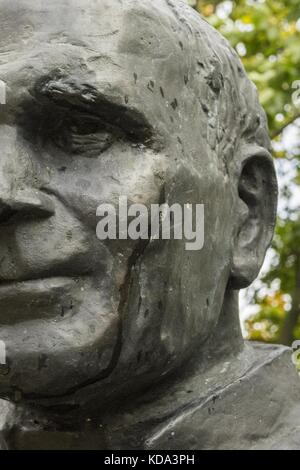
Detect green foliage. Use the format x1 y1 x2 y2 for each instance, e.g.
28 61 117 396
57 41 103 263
245 291 286 343
194 0 300 137
265 216 300 294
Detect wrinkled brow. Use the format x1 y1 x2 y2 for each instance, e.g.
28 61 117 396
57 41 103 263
31 73 154 142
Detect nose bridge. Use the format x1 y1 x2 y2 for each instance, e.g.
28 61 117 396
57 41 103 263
0 124 31 195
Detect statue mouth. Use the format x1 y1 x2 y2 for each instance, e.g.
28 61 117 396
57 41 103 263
0 276 80 325
0 272 121 399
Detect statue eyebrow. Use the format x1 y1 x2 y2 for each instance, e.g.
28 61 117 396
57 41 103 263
32 75 154 142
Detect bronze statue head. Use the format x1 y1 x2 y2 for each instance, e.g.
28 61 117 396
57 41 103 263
0 0 277 412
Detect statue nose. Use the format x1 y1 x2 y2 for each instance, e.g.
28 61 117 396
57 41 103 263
0 188 55 225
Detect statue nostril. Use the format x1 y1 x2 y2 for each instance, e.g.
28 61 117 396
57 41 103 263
0 189 55 226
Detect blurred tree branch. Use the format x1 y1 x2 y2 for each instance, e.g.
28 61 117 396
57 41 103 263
271 114 300 140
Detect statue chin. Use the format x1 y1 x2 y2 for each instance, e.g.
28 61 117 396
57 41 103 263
0 0 299 450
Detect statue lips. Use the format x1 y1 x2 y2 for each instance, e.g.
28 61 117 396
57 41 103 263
0 272 121 396
0 277 80 325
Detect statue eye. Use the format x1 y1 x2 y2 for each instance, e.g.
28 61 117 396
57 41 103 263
53 114 115 157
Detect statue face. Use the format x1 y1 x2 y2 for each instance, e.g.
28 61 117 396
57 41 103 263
0 0 249 404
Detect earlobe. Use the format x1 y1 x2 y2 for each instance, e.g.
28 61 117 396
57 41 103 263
229 147 278 289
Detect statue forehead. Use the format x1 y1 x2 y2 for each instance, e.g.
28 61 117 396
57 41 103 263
0 0 192 106
0 0 185 71
1 0 224 147
0 0 121 46
0 0 177 38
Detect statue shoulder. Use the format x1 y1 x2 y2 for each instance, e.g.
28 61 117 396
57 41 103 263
145 342 300 450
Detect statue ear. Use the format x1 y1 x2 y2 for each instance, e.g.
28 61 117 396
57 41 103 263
230 146 278 289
